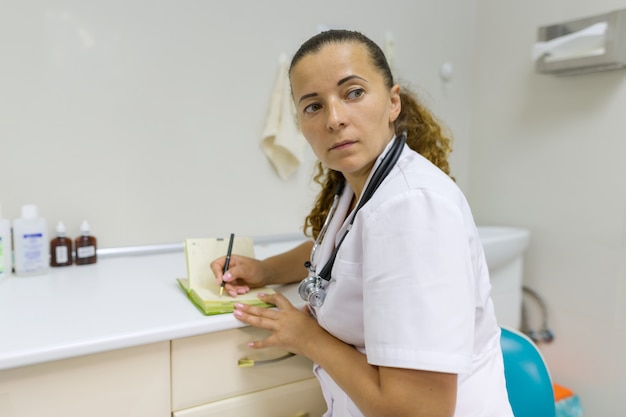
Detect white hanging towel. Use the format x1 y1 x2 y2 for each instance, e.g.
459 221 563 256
260 53 307 180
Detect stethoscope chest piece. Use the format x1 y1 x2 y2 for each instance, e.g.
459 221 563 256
298 275 326 307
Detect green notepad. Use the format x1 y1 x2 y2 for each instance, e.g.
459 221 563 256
178 237 275 315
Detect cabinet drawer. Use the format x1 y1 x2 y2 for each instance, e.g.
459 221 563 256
0 342 170 417
172 327 316 411
173 377 326 417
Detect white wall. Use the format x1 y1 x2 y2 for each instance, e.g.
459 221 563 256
471 1 626 415
0 0 475 248
12 0 621 413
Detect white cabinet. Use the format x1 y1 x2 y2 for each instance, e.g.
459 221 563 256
0 325 326 417
173 378 324 417
0 342 170 417
171 327 326 416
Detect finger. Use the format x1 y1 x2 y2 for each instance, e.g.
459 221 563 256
240 302 281 320
220 270 249 289
233 305 276 330
247 337 277 350
210 256 226 283
219 259 246 285
234 301 281 323
223 282 250 298
221 270 234 283
213 255 244 283
259 292 293 310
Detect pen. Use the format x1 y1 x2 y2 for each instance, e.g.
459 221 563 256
220 233 235 297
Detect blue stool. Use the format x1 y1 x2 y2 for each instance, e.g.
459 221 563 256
500 327 556 417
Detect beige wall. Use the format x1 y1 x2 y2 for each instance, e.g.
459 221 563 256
0 0 474 248
470 1 626 415
4 0 622 414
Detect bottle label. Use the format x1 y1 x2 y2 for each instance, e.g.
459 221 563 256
77 245 96 258
21 233 45 273
55 246 69 264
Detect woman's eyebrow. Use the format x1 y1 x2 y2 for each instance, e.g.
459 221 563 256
297 75 368 104
298 92 318 104
337 75 367 86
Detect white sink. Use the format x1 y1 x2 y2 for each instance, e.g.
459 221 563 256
478 226 530 271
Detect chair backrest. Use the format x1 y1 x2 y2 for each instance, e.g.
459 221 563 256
500 327 556 417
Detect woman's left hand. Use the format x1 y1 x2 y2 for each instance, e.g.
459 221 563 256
233 292 323 356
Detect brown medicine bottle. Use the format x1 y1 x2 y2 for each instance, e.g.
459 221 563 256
75 220 97 265
50 221 73 267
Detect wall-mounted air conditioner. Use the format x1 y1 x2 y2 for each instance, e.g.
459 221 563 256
533 8 626 76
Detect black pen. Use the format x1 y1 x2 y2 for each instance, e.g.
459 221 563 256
220 233 235 297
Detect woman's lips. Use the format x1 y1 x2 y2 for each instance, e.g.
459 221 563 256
330 140 356 151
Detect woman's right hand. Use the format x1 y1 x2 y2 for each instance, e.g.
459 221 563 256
211 241 313 297
210 254 271 297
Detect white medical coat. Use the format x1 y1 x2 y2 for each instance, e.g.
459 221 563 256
310 141 513 417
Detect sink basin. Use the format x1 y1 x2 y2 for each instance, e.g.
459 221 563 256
478 226 530 270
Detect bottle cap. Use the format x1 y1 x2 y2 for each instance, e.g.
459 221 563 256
21 204 38 219
56 221 66 237
81 220 90 235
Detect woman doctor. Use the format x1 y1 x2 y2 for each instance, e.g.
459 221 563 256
211 30 513 417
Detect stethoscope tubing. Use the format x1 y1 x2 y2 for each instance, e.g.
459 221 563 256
301 131 407 307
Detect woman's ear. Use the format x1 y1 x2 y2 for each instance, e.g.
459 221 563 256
389 84 401 123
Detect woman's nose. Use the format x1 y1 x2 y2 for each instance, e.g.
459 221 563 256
326 100 346 130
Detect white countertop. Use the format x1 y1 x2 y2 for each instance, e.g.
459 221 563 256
0 237 307 371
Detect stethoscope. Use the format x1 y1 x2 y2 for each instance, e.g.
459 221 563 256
298 131 407 308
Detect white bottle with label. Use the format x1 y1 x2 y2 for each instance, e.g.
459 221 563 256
13 204 49 276
0 204 12 278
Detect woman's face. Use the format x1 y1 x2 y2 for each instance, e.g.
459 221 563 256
290 42 401 191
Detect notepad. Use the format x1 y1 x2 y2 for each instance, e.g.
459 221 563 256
177 236 275 315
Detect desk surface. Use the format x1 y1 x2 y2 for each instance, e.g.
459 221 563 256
0 238 306 371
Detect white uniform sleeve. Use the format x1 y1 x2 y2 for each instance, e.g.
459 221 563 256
361 189 475 374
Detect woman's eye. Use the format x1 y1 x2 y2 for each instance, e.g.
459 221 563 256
304 103 322 113
347 88 365 99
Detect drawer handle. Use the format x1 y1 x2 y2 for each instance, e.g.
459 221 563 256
237 352 295 368
294 413 310 417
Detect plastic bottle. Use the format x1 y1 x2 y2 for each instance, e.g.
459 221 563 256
0 204 12 278
75 220 97 265
50 221 73 267
13 204 49 276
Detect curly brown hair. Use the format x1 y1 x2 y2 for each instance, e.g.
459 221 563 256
290 30 453 239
